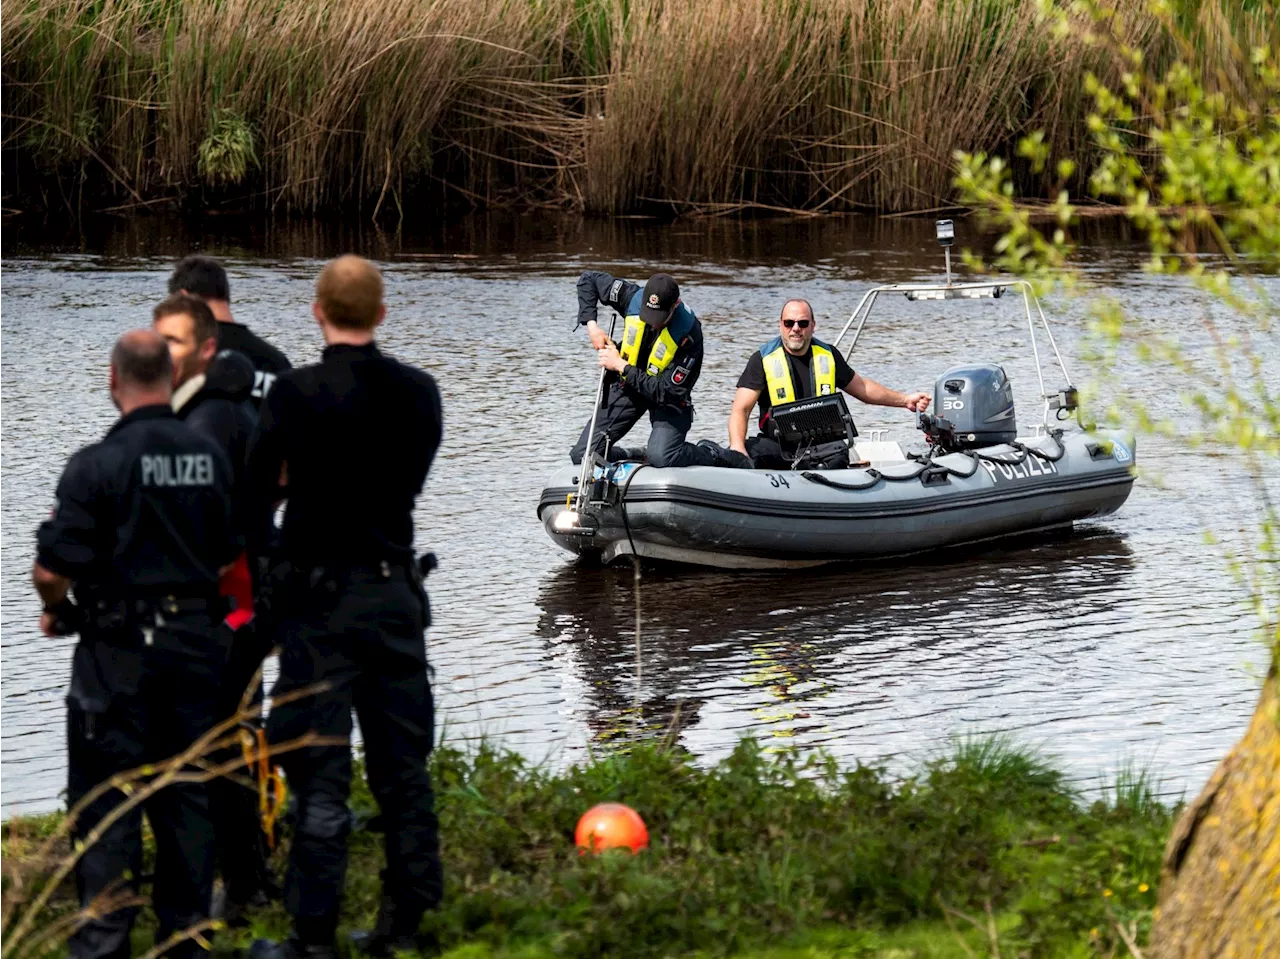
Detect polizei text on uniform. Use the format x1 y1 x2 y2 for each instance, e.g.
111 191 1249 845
140 453 215 487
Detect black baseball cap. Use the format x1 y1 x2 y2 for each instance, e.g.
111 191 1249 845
639 273 680 327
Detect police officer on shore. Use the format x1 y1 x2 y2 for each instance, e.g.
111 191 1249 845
245 256 444 959
155 293 258 486
33 330 241 959
571 271 742 468
169 255 291 401
153 293 276 921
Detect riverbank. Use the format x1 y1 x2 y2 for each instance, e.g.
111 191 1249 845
2 0 1274 219
3 738 1174 958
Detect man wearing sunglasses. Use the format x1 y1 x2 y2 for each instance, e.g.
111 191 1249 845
571 270 738 468
729 299 930 468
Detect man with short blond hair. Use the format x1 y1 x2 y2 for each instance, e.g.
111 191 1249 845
246 256 443 959
313 254 384 329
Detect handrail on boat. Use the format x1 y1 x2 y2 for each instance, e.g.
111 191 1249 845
832 279 1075 429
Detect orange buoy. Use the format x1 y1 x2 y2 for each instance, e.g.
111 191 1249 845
575 802 649 853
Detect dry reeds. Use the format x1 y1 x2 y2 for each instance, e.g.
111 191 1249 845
2 0 1274 216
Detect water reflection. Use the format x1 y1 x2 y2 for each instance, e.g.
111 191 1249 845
538 530 1136 757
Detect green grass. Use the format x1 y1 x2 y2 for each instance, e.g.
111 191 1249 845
2 737 1175 958
183 739 1182 955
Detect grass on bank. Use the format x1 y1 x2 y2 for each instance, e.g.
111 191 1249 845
3 737 1174 958
2 0 1276 216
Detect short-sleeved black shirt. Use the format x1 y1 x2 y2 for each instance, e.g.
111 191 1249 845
737 345 855 431
216 322 291 401
37 405 241 594
244 342 443 566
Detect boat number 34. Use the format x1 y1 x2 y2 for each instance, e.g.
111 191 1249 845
766 473 791 488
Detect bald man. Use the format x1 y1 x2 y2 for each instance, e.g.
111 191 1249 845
729 298 930 468
34 330 240 959
246 256 444 959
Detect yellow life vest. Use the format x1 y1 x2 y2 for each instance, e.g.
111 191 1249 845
761 340 838 404
619 315 681 376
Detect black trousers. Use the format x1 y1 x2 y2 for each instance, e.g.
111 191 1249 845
266 570 442 943
210 621 275 904
66 617 221 959
569 385 717 468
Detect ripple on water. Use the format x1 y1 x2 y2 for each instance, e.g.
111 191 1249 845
2 216 1273 813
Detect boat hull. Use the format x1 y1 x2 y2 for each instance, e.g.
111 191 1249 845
537 430 1136 568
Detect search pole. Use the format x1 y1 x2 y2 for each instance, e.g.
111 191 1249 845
575 314 618 509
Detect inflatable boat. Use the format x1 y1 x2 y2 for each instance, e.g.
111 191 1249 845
539 229 1136 568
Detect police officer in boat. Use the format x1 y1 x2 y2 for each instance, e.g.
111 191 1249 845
729 298 931 469
33 329 241 959
571 271 746 468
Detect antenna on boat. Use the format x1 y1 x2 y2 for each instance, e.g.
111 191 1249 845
936 219 955 286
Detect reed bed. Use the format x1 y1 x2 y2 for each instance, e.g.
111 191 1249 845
2 0 1274 216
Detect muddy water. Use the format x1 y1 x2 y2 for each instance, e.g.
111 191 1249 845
1 214 1271 814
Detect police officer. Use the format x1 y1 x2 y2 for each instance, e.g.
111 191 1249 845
155 293 258 485
153 293 276 922
728 298 930 468
33 330 241 959
245 256 444 959
169 255 291 402
570 271 741 468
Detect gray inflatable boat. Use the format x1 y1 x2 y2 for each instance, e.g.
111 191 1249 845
540 234 1136 568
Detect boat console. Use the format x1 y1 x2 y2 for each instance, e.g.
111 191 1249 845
771 394 857 448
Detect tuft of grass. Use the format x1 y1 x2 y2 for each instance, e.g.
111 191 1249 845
197 110 258 186
2 0 1276 215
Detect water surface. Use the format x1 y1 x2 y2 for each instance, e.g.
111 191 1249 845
1 214 1269 813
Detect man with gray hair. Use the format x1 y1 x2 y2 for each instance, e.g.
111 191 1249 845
33 329 241 959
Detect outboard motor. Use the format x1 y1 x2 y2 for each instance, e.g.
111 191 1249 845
925 363 1016 451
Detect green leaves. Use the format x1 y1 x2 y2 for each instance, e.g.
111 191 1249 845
956 0 1280 657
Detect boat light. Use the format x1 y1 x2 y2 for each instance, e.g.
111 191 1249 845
553 510 581 531
904 285 1004 302
935 219 955 247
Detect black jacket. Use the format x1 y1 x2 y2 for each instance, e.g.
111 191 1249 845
244 342 443 566
216 322 291 401
37 405 240 594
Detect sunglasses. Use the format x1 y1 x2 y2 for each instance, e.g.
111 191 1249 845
782 319 811 329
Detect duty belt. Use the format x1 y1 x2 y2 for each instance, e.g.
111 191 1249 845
302 552 437 586
87 593 223 629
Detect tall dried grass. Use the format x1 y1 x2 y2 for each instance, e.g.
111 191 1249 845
1 0 1274 216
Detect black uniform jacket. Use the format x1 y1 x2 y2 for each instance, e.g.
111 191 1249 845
178 383 258 494
38 405 240 713
217 322 291 402
37 404 241 595
244 342 443 567
577 270 704 412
